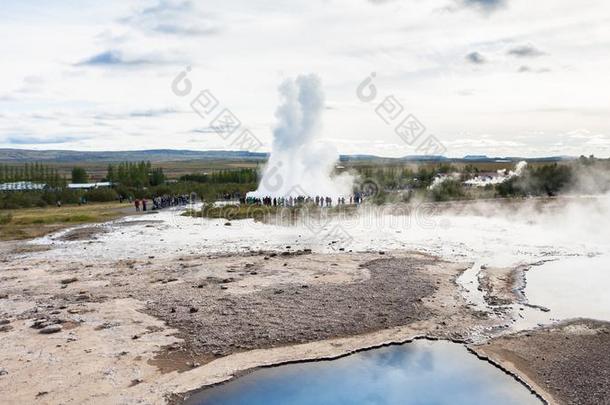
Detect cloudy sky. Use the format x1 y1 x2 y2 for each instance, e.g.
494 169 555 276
1 0 609 157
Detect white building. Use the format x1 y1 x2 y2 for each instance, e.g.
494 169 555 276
0 181 48 191
67 182 114 190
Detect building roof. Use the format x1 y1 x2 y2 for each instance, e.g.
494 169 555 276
0 181 47 191
67 182 113 189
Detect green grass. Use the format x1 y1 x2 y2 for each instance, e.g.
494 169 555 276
0 202 127 241
183 203 359 221
0 212 12 225
183 204 281 221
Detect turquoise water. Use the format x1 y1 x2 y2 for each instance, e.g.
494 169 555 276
186 340 541 405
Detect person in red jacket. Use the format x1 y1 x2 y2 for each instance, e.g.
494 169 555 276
135 199 141 212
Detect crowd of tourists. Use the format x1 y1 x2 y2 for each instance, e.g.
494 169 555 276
138 191 368 212
152 194 192 210
134 194 193 212
244 193 364 207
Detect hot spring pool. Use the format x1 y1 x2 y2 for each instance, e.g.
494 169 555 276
185 340 541 405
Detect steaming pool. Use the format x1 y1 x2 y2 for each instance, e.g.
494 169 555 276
31 195 610 326
184 340 541 405
21 196 610 404
526 256 610 322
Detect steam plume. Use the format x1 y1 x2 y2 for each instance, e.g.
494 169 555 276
464 160 528 187
249 74 353 198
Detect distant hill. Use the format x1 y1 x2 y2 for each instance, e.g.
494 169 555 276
463 155 490 161
0 148 574 164
401 155 450 161
0 149 269 163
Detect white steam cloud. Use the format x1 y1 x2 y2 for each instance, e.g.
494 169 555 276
464 160 528 187
428 173 461 190
249 74 353 198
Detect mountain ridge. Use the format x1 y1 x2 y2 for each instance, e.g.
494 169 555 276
0 148 575 163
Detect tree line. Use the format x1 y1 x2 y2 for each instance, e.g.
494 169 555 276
105 161 166 187
0 163 65 187
179 168 258 184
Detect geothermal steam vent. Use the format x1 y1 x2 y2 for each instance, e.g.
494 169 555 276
248 74 352 199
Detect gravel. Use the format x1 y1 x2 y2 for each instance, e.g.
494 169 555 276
140 256 440 358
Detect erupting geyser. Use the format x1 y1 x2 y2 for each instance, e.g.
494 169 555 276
248 74 353 199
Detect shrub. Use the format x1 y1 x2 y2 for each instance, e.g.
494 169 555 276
496 164 573 197
430 179 465 201
85 188 119 202
0 212 12 225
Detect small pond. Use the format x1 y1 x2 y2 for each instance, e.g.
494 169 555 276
186 340 541 405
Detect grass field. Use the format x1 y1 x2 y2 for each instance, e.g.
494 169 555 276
0 201 130 241
183 203 360 222
28 159 265 182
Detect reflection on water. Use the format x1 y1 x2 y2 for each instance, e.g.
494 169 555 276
186 340 540 405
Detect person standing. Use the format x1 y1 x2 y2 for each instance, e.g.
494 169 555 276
135 199 140 212
142 199 147 212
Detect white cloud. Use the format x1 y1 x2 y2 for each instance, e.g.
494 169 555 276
0 0 609 157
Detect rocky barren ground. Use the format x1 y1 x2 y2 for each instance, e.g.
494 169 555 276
473 319 610 405
0 221 608 405
142 254 446 358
